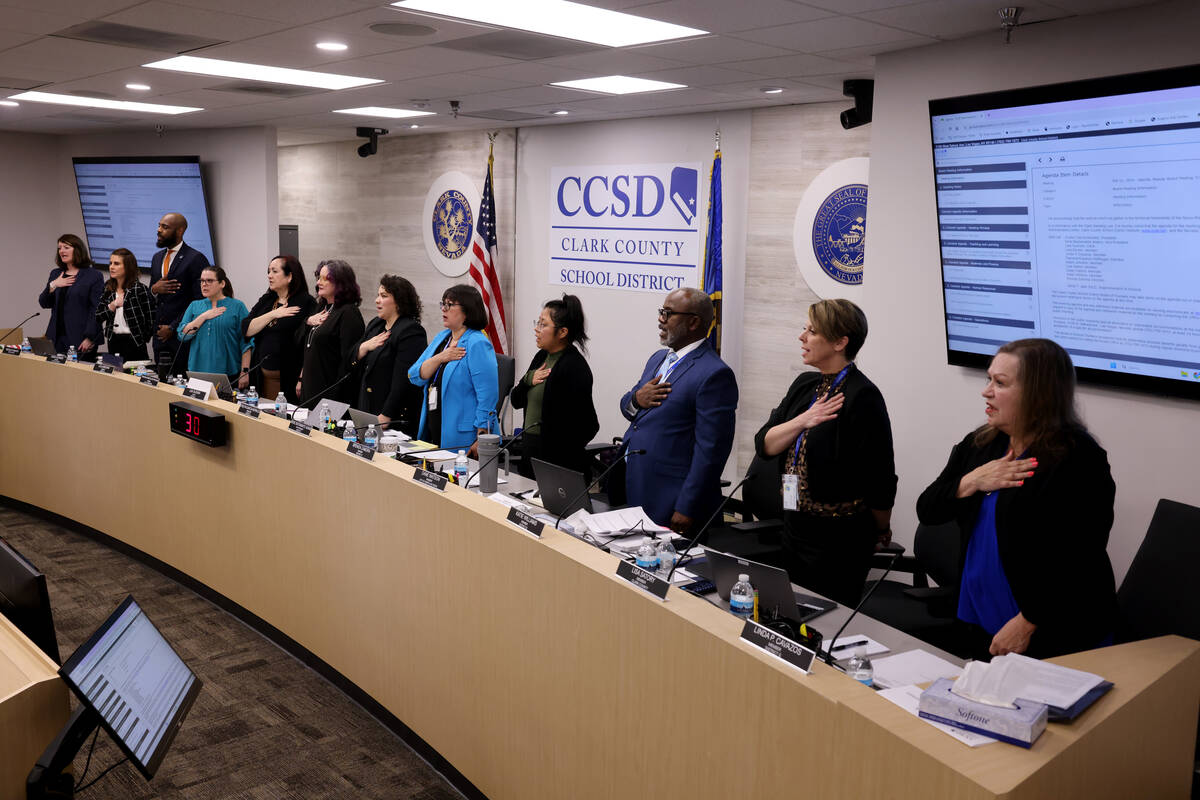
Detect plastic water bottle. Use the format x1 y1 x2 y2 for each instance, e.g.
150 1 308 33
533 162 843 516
730 574 755 618
67 345 77 362
317 400 332 432
364 423 378 449
656 537 677 576
847 648 874 688
274 392 287 416
635 538 660 571
20 337 31 353
246 385 259 407
342 420 357 442
453 450 469 485
174 374 185 386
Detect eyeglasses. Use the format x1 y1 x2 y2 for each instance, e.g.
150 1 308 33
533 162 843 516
199 278 219 285
657 307 698 320
534 319 558 330
440 301 461 311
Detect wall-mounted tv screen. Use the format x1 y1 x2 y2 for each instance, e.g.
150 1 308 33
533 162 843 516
929 64 1200 400
73 155 216 270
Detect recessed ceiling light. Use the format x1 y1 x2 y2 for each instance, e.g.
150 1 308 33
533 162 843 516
316 42 348 51
409 123 420 129
551 109 569 116
391 0 706 47
0 100 18 107
760 87 784 95
552 76 685 95
9 91 201 115
126 83 151 91
143 56 381 90
332 106 436 119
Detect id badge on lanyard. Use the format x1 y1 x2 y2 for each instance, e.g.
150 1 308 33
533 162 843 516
427 385 438 411
782 474 799 511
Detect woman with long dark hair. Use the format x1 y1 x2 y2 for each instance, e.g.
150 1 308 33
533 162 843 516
510 294 599 478
38 234 105 359
347 274 427 436
96 248 155 363
917 338 1117 659
177 266 251 379
296 259 364 405
244 255 315 400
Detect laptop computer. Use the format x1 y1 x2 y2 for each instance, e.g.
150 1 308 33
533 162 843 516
701 548 836 625
530 458 593 517
188 370 234 399
27 337 57 356
347 407 380 430
99 352 124 369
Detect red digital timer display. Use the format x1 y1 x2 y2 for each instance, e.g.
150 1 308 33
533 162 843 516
169 401 227 447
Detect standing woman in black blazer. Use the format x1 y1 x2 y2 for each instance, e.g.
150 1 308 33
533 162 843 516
95 248 155 363
296 259 364 405
243 255 315 402
917 338 1117 660
347 275 428 437
511 294 599 478
38 234 105 360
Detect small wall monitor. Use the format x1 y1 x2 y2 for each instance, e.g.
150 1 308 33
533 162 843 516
929 64 1200 400
72 155 216 269
59 595 201 778
0 536 59 664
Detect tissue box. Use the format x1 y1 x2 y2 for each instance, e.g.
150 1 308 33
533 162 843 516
918 677 1048 748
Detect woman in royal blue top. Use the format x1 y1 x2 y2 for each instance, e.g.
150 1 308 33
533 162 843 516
917 338 1117 660
177 266 252 380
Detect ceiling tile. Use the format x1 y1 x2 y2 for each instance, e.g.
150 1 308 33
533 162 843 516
190 26 410 69
463 61 592 85
627 0 833 34
0 0 143 15
539 48 685 74
101 1 287 42
316 7 499 46
816 35 937 62
632 35 797 64
156 0 380 25
0 6 89 35
801 0 927 12
639 63 763 87
723 51 861 77
363 45 519 75
569 86 731 111
858 1 1073 39
0 37 163 80
731 15 921 51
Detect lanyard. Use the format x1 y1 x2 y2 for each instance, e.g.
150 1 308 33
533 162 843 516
658 349 685 381
793 363 853 460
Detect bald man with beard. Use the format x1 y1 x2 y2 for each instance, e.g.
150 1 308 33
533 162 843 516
149 212 208 376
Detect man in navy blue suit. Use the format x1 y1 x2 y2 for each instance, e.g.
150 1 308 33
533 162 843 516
149 212 207 376
620 287 738 534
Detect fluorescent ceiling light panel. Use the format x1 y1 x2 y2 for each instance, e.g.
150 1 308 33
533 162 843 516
143 56 381 90
9 91 201 115
333 106 435 119
391 0 706 47
551 75 685 95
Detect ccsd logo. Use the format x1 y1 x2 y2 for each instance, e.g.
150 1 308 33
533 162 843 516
432 189 473 259
811 184 867 285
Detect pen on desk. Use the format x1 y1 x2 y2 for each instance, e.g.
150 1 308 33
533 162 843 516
831 638 868 653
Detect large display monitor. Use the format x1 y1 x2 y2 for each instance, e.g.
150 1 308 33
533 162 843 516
72 155 216 269
0 536 59 663
929 64 1200 400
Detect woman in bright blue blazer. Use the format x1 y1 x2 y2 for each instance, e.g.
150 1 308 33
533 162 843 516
408 284 499 455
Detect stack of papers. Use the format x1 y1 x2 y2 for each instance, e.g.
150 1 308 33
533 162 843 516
565 507 669 546
871 649 962 690
951 653 1105 710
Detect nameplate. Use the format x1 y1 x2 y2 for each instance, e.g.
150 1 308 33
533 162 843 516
45 354 66 364
183 387 207 400
237 403 260 419
2 345 20 356
139 375 159 386
92 363 114 374
412 467 448 491
288 420 311 436
506 507 544 538
346 441 375 461
738 620 816 674
616 560 670 601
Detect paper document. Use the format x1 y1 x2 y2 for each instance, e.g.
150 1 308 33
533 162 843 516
871 650 962 690
486 493 531 511
566 507 670 536
878 685 997 747
411 449 460 462
952 653 1104 710
467 474 508 488
821 635 889 657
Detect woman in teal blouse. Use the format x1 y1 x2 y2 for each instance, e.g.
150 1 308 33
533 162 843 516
177 266 252 381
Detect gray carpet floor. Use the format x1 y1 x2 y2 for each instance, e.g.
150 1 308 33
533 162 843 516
1 504 464 800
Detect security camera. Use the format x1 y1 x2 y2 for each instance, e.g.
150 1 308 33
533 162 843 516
356 126 388 158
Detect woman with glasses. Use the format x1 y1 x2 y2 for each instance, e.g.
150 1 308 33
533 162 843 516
296 259 364 405
96 248 155 363
753 299 896 607
347 274 427 437
243 255 315 402
177 266 252 380
510 294 599 479
408 284 499 456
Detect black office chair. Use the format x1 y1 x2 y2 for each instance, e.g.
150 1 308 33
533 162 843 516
704 454 787 564
859 521 962 652
494 354 516 434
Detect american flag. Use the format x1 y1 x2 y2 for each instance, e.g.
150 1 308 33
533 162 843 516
468 140 508 355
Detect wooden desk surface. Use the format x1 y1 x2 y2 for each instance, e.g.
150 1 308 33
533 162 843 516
1 354 1196 799
0 615 70 800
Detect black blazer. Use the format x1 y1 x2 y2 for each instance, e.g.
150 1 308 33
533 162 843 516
150 242 207 328
753 364 897 511
96 282 155 345
243 291 315 404
347 316 428 436
916 427 1117 658
510 345 600 475
298 303 365 405
38 267 105 351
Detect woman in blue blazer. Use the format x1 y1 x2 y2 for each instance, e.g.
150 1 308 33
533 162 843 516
37 234 105 360
408 284 499 455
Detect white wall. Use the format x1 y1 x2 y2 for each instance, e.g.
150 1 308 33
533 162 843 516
515 111 751 457
864 0 1200 583
55 126 278 304
0 133 63 341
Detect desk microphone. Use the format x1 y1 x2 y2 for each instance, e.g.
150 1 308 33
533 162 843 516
554 448 645 532
820 549 901 669
0 311 39 347
298 371 355 410
665 469 757 583
465 422 540 489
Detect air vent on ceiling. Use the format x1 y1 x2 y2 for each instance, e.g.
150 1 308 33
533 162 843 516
206 81 324 98
368 22 438 37
460 109 542 122
0 76 45 90
52 21 224 53
433 31 598 61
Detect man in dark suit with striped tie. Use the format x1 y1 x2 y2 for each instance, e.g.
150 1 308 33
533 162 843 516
149 212 207 377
